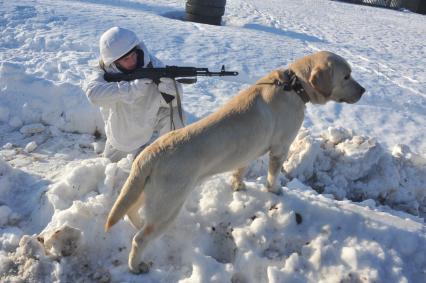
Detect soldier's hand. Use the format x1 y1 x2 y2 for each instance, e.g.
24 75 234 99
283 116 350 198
158 78 177 96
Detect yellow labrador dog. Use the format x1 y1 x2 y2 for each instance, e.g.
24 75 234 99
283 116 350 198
105 51 365 273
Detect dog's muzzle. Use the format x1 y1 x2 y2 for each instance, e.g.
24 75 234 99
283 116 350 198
340 86 365 103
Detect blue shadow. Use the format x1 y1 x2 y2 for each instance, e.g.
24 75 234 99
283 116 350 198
244 23 327 43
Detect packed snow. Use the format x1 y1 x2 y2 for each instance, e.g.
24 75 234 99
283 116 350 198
1 0 425 282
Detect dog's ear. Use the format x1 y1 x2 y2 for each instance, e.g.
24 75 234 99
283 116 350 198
309 65 332 97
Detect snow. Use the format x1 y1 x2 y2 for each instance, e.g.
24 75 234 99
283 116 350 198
284 127 426 217
0 206 12 227
1 0 425 282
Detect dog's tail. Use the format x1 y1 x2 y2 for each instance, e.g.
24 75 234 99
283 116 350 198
104 155 154 232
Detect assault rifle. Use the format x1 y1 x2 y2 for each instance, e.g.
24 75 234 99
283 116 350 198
103 65 238 84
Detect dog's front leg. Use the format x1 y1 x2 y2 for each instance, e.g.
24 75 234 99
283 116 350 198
231 167 247 191
266 151 287 194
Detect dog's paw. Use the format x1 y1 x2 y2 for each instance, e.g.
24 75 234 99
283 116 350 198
267 186 283 195
129 261 150 274
232 180 246 191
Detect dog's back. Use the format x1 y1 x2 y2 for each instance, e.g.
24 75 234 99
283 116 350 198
149 85 278 177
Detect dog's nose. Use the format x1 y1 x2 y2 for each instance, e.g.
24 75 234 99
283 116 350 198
360 86 366 94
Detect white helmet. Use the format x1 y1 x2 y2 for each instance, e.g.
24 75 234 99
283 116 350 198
99 27 139 66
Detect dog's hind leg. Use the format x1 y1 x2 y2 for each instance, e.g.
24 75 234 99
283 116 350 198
125 192 145 230
128 203 184 274
266 151 287 194
231 167 247 191
128 223 159 274
127 206 144 230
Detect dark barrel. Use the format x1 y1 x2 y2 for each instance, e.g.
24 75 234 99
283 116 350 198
185 0 227 26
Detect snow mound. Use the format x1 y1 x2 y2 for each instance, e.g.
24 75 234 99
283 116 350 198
0 62 102 135
284 127 426 218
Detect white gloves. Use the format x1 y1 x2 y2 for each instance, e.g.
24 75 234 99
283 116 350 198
133 78 153 89
158 77 178 96
120 78 153 104
118 77 182 106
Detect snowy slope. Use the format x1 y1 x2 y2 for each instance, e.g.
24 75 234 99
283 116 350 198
1 0 425 282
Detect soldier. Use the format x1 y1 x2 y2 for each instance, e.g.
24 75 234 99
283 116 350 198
85 27 184 162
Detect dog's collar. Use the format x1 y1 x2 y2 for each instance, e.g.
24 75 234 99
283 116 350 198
279 70 310 103
257 70 310 104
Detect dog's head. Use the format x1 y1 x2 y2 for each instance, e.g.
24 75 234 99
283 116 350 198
290 51 365 104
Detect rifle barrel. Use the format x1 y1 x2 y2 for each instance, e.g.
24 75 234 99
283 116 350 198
201 71 239 76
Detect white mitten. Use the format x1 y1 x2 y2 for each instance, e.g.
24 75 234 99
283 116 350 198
158 77 178 96
121 78 153 104
133 78 153 90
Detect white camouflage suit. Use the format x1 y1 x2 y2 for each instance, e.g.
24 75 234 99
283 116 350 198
85 27 184 162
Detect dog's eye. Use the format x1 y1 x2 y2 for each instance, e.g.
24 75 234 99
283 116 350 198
344 75 350 80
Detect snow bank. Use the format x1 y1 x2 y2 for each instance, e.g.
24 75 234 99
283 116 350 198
0 155 129 282
0 62 103 135
0 158 27 228
284 127 426 218
1 128 425 282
